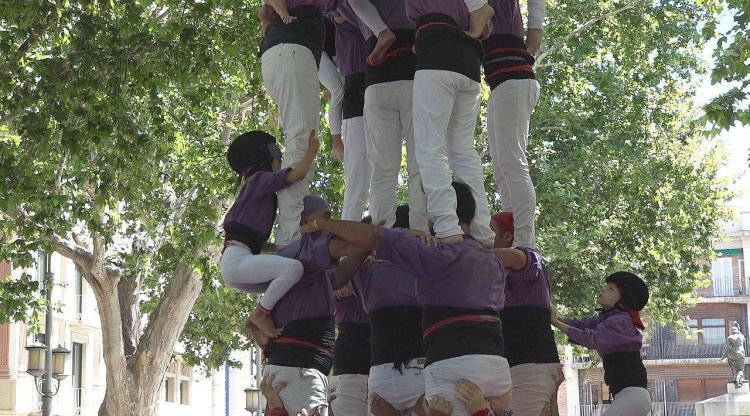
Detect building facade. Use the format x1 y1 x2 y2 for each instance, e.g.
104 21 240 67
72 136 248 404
563 209 750 416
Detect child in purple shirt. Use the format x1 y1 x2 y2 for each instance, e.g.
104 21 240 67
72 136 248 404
221 130 320 339
552 272 651 416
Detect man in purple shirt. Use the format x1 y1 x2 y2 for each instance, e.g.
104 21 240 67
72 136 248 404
250 195 369 416
300 183 513 416
491 212 562 416
259 0 340 246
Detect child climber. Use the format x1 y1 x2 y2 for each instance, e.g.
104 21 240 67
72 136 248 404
221 130 321 339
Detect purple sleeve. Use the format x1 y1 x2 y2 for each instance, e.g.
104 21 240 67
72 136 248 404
565 316 599 330
297 234 334 271
567 314 633 351
518 247 543 281
251 168 292 195
374 227 454 281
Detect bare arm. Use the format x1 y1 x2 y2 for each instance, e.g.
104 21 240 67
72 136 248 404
286 131 321 183
303 218 381 251
493 248 527 270
332 251 369 290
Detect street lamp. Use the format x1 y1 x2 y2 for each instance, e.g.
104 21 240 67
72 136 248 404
25 342 69 396
51 345 71 380
24 342 47 378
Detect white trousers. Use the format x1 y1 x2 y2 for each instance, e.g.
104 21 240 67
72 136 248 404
602 387 651 416
261 43 320 245
364 80 429 232
348 0 387 36
264 365 330 416
318 52 344 136
331 374 369 416
412 70 494 244
509 363 563 416
219 245 304 310
423 355 511 416
342 116 372 221
487 79 540 248
368 359 426 415
464 0 488 12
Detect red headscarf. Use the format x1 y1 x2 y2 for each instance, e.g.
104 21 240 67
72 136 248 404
491 212 514 235
613 282 646 330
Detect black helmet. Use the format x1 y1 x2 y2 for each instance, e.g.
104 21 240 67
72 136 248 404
606 271 649 311
227 130 278 175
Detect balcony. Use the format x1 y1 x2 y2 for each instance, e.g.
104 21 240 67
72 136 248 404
576 402 697 416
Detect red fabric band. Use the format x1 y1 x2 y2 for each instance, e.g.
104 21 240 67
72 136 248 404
423 315 501 338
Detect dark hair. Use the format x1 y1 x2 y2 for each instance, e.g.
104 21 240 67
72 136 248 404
361 215 373 224
452 181 476 225
394 205 410 229
227 131 277 175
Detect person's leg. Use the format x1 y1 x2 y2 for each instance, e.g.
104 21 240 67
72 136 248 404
365 84 406 228
368 360 425 415
488 79 540 248
342 116 372 221
602 387 651 416
485 91 512 211
413 70 463 241
331 374 369 416
318 51 345 160
347 0 395 65
509 363 563 416
444 75 494 246
398 80 429 233
262 44 321 246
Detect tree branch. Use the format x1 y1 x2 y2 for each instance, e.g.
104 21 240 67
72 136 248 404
534 1 637 70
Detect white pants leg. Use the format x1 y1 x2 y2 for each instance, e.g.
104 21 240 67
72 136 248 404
464 0 488 12
365 81 428 232
318 52 344 137
219 246 304 310
487 79 540 248
413 70 493 244
368 359 426 415
261 43 321 246
348 0 388 36
602 387 651 416
342 116 371 221
331 374 369 416
423 355 512 416
264 365 330 416
509 363 564 416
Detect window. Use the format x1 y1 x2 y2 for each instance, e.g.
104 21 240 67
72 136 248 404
72 343 83 409
36 250 46 283
712 258 734 296
75 267 83 320
676 319 699 345
701 318 726 344
678 379 702 402
180 380 190 405
163 360 177 402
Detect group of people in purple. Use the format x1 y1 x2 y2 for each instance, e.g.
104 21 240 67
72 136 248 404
219 0 653 415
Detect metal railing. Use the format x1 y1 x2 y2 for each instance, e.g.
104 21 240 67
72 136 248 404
576 402 697 416
713 276 734 296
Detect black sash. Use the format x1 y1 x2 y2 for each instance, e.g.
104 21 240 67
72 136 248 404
342 73 366 119
422 305 503 366
260 5 326 67
500 306 560 367
602 351 648 396
369 306 424 367
365 29 417 87
414 14 483 82
265 316 336 375
333 322 371 375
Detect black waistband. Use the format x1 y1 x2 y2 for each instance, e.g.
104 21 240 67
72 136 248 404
482 34 535 90
370 306 424 366
266 316 336 375
223 224 265 254
422 305 503 366
500 306 559 367
414 14 483 82
323 17 336 59
343 73 366 119
365 29 416 87
260 5 326 67
602 351 647 396
333 322 371 375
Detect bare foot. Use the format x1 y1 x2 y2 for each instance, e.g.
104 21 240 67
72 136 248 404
331 134 344 160
246 317 270 349
465 4 494 39
367 29 396 66
249 304 281 338
439 234 464 244
265 0 297 24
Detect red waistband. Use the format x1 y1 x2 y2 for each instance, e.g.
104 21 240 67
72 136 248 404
423 314 501 338
272 336 334 355
485 64 535 81
485 47 530 57
370 45 415 67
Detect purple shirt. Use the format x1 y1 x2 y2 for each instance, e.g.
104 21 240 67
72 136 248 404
405 0 469 29
488 0 524 38
273 234 336 327
354 259 421 314
289 0 341 14
353 0 415 39
375 228 505 311
567 310 643 356
223 168 291 242
334 20 368 76
335 283 369 324
502 247 551 310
